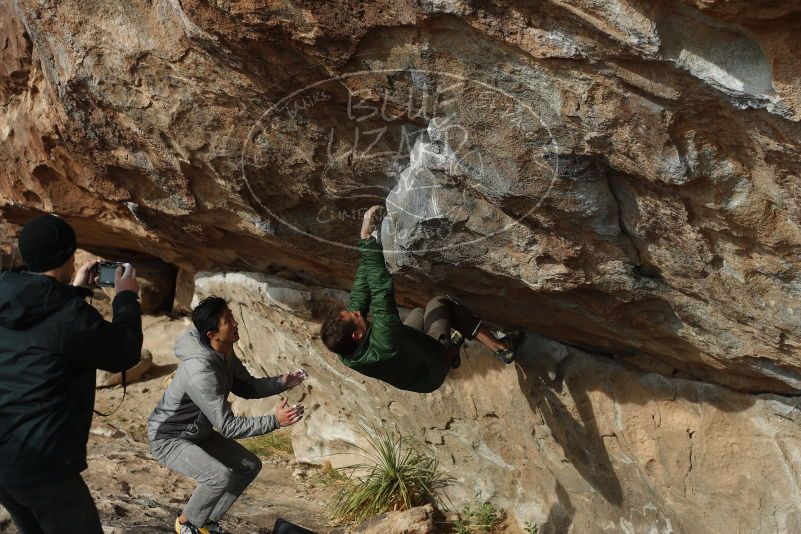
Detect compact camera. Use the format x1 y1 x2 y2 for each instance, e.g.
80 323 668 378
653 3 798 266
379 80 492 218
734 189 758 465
93 261 125 287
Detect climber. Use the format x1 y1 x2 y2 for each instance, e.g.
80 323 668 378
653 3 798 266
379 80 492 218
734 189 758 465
319 205 519 394
147 296 308 534
0 214 143 534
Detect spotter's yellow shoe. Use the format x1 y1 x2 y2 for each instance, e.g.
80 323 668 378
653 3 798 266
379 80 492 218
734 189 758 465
175 517 210 534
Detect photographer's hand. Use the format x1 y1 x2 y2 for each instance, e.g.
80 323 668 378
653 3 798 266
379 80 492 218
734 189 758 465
114 263 140 295
72 259 99 288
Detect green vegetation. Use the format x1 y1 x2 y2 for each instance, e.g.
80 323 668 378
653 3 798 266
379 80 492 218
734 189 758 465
524 521 539 534
315 463 347 486
327 426 447 525
239 430 294 457
452 501 503 534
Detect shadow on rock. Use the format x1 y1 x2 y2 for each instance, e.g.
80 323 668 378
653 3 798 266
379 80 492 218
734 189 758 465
515 336 624 508
539 481 574 534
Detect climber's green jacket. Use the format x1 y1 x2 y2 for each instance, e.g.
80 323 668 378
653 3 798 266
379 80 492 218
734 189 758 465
339 237 449 393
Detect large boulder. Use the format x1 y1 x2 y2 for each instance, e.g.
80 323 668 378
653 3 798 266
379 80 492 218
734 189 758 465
353 504 436 534
1 0 801 393
198 271 801 533
3 1 801 530
96 349 153 388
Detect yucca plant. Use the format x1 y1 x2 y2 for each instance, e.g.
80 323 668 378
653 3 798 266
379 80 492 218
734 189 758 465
327 425 448 524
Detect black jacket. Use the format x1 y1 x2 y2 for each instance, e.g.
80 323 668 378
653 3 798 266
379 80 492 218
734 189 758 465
0 272 142 486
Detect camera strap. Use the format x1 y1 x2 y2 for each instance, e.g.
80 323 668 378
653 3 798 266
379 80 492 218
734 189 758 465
94 370 126 417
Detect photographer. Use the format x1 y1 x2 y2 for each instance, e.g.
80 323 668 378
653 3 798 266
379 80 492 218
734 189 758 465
0 214 142 534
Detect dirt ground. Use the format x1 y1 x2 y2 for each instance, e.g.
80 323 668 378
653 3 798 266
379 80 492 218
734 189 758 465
1 312 341 534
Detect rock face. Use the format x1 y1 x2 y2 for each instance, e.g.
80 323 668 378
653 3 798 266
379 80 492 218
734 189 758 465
2 0 801 394
196 271 801 533
353 504 436 534
2 0 801 531
96 349 153 388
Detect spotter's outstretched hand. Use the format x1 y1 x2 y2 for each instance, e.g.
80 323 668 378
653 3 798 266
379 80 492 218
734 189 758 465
275 397 304 427
281 368 308 389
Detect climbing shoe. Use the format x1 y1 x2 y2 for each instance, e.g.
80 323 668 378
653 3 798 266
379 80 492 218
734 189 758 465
493 331 522 364
175 517 210 534
439 333 462 369
450 329 464 346
449 329 464 368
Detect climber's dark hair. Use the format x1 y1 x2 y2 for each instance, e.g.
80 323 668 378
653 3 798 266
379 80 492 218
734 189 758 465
193 296 228 347
320 307 359 356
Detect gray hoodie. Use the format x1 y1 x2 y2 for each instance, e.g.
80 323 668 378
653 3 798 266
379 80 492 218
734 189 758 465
147 328 284 443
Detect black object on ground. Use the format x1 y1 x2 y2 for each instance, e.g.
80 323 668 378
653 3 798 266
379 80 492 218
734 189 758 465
273 518 318 534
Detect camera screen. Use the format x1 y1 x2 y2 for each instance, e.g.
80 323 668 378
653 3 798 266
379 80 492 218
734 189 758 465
98 265 117 286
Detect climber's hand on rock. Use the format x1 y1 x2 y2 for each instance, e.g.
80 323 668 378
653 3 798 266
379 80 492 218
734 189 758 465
275 397 304 427
360 205 385 239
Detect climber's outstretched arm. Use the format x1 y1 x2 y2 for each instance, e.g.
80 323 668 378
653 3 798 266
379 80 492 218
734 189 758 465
347 205 384 315
347 258 371 316
356 206 401 325
359 236 401 325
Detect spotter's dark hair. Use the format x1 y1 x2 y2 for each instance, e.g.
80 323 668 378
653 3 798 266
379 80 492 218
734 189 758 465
192 296 228 347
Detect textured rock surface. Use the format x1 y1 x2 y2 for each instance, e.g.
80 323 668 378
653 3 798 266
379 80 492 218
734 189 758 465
353 504 436 534
3 0 801 531
197 271 801 533
2 0 801 393
96 349 153 388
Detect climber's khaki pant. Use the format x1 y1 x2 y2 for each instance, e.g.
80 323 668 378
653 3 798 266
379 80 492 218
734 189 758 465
404 295 482 342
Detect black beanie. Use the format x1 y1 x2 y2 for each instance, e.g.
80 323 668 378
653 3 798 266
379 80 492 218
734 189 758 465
18 214 77 273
